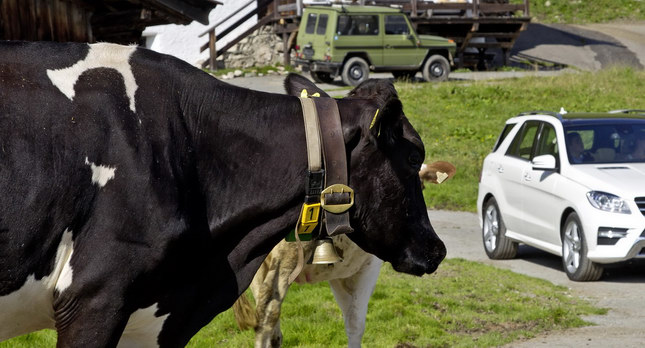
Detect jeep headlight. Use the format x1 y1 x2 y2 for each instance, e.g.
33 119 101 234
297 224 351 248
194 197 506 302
586 191 631 214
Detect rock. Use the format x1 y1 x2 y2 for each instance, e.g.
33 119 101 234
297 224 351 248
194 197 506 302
233 69 243 77
218 25 284 68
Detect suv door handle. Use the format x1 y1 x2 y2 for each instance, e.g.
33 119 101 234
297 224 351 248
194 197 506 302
385 44 392 49
523 172 532 181
497 166 504 174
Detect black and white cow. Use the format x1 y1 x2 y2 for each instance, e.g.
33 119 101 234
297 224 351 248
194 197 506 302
0 41 446 347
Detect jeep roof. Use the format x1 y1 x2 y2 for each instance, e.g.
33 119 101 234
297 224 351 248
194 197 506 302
305 5 403 14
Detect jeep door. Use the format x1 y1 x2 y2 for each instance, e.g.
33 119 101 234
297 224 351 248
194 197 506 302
299 11 330 61
382 14 423 67
333 14 383 66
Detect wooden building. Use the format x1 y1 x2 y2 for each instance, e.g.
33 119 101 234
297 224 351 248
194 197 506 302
0 0 219 44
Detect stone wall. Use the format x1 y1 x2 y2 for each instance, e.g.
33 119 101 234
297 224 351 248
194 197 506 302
216 25 285 69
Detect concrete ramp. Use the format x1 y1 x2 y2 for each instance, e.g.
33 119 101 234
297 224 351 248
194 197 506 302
511 23 645 71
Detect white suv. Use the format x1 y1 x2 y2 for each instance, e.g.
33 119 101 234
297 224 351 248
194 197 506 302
477 110 645 281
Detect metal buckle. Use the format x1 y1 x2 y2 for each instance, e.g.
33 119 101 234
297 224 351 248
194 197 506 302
320 184 354 214
306 169 325 196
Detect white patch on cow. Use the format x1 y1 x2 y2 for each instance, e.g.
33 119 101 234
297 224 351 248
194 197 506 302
118 304 169 348
0 229 75 341
54 230 75 292
47 43 138 112
85 157 117 187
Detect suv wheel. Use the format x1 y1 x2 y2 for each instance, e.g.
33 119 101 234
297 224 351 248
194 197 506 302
422 54 450 82
562 212 603 281
310 71 334 84
341 57 369 86
482 197 518 259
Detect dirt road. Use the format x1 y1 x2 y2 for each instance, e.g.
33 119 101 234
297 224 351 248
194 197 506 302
429 210 645 347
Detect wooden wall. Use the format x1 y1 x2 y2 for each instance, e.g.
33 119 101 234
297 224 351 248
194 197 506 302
0 0 93 42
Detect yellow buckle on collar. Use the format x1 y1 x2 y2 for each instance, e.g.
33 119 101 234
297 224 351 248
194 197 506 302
320 184 354 214
297 202 321 234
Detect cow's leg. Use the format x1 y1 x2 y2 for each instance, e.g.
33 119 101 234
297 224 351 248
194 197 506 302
250 242 298 348
328 256 383 348
54 292 130 348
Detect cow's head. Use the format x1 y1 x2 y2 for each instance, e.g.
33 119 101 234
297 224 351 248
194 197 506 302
285 74 446 275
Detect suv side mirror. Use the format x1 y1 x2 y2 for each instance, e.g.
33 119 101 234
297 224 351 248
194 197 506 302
532 154 558 171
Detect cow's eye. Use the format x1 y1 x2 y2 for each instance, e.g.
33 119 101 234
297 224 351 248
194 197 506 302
408 153 422 169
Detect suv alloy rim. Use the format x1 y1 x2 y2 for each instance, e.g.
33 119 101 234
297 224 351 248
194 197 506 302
483 204 499 252
563 220 582 274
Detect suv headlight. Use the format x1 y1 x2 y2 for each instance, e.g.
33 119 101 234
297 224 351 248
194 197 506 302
586 191 631 214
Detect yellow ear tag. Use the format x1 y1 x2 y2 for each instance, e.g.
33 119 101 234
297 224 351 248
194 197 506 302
369 109 380 129
300 89 321 98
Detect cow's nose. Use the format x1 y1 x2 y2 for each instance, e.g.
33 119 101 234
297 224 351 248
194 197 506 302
433 239 446 261
426 238 446 273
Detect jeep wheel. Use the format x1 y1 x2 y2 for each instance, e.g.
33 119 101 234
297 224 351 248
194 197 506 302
310 71 334 84
422 54 450 82
392 71 417 80
341 57 369 86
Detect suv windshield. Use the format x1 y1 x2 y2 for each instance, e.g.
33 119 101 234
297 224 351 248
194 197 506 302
564 119 645 164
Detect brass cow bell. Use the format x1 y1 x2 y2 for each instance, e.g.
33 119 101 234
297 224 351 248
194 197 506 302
310 237 342 264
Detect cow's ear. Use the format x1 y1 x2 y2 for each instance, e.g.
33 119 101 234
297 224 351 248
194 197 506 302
284 73 330 97
369 98 403 144
347 79 398 105
345 79 402 142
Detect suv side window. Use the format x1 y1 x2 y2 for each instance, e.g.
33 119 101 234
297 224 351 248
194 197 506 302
316 14 328 35
535 123 559 158
493 123 516 152
385 15 409 35
506 121 540 160
305 13 317 34
337 15 379 36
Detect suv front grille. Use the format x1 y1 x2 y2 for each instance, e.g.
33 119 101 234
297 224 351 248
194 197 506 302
635 197 645 216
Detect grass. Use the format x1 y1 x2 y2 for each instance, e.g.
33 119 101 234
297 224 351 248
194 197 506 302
511 0 645 24
190 259 605 347
1 260 605 347
398 67 645 211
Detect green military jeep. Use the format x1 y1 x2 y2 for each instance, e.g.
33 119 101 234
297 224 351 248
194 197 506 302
294 5 457 86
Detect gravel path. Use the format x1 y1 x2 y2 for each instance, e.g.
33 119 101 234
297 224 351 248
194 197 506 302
428 210 645 347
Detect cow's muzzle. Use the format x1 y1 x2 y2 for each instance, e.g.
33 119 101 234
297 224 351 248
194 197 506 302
393 238 446 276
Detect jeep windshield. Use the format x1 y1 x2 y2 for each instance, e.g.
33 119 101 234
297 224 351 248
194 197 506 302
563 118 645 164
